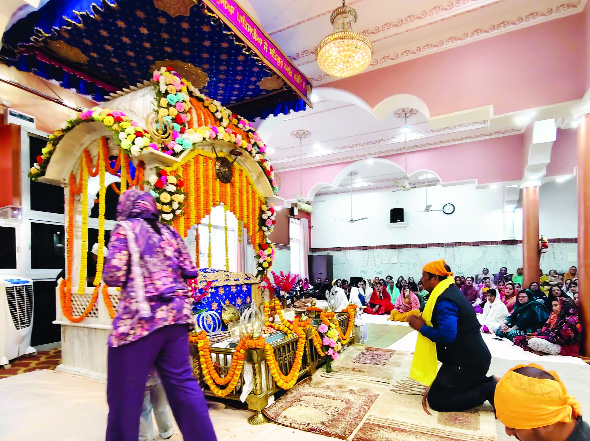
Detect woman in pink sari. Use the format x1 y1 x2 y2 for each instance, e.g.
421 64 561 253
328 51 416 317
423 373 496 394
503 282 518 313
366 281 394 315
389 286 420 322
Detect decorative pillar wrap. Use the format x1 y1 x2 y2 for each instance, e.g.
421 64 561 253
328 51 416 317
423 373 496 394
522 185 540 288
578 114 590 355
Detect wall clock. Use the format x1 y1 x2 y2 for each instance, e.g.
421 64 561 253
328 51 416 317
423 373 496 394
442 203 455 215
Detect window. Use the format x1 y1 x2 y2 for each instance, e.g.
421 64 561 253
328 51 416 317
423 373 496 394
29 135 65 214
290 218 301 276
0 226 17 269
30 222 65 269
196 205 238 271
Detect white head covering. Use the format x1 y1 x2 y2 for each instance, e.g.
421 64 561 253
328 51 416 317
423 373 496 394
91 243 108 256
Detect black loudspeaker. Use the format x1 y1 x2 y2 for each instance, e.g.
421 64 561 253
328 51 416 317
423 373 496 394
390 207 404 223
308 255 333 282
289 206 298 216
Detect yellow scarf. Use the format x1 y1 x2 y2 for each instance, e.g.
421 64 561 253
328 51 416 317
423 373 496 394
410 276 455 386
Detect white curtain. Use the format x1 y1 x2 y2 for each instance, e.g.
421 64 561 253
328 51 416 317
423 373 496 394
299 218 310 280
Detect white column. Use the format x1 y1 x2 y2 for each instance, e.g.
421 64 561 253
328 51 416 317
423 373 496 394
503 205 516 240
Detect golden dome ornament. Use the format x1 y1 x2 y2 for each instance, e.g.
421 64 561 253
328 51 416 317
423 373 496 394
316 1 373 78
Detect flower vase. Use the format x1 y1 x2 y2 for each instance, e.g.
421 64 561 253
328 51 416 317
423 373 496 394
325 358 333 373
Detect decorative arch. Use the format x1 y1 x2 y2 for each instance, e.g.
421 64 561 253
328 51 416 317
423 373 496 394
373 94 431 121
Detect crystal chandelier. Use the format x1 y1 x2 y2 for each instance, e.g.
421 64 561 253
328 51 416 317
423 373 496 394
316 1 373 78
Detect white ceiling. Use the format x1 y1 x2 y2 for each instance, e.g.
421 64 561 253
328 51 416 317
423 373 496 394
247 0 586 84
248 0 587 177
313 159 442 195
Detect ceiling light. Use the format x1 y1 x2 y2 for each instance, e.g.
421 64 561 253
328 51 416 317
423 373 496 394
355 178 362 183
310 93 320 103
515 114 533 125
555 176 571 183
313 143 322 149
366 158 374 165
352 181 372 188
401 126 410 133
266 147 275 154
489 184 498 189
316 2 373 78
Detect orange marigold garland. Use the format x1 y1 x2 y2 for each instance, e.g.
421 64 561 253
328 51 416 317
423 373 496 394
60 279 100 323
265 317 308 389
192 331 266 397
102 284 117 319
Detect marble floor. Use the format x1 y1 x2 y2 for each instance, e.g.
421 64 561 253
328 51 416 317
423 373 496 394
2 320 590 441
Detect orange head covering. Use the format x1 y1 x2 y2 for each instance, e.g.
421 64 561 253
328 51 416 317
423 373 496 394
422 259 453 277
495 363 581 430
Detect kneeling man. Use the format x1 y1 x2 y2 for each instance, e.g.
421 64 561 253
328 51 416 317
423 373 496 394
409 259 496 411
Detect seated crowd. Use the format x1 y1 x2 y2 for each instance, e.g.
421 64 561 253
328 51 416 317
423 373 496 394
307 265 582 357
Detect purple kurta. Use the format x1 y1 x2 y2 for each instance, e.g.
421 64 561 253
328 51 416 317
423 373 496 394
103 190 198 347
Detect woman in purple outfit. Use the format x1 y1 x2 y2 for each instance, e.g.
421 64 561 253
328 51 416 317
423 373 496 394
103 189 216 441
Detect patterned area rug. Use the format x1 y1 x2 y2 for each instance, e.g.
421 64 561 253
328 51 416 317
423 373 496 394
263 377 379 439
353 347 395 366
267 345 498 441
0 349 61 380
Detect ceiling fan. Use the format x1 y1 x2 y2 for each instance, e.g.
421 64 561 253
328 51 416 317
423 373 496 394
334 173 368 223
390 108 415 193
291 130 313 203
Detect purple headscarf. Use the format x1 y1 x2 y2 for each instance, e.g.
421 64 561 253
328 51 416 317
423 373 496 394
116 189 159 222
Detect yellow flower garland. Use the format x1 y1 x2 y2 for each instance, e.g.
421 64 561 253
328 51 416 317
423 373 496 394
78 157 89 295
93 141 106 286
177 166 185 237
207 213 212 268
120 153 127 192
224 204 229 271
188 157 196 228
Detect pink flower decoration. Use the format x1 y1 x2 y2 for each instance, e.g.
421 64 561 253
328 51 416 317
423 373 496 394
235 135 242 144
131 121 138 127
153 73 161 82
160 175 167 184
246 144 252 151
172 131 179 140
180 113 187 122
210 126 218 134
327 348 335 356
329 339 337 348
260 146 266 153
266 219 272 226
318 324 328 333
149 143 158 150
332 352 339 360
167 141 177 149
322 336 330 345
225 128 232 134
175 102 184 112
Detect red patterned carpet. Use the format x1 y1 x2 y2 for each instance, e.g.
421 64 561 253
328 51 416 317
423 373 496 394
0 348 61 379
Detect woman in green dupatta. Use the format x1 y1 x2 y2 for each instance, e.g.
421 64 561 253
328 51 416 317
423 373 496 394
495 289 549 341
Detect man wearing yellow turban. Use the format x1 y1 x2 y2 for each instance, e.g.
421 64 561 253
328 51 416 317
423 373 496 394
409 259 496 411
495 364 590 440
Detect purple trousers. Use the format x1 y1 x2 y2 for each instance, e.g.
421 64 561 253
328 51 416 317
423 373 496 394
106 324 217 441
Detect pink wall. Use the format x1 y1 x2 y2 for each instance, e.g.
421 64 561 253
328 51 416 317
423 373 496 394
546 128 578 177
329 13 587 116
585 2 590 89
277 134 525 199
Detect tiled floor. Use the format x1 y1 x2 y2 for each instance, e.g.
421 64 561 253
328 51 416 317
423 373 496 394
363 323 414 348
0 348 61 380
